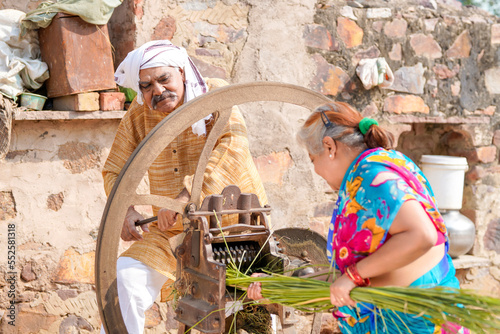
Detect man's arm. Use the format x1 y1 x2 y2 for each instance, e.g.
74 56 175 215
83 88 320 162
102 102 148 240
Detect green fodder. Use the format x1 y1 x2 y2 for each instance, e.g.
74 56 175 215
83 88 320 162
226 265 500 334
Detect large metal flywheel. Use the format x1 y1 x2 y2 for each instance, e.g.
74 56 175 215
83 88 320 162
96 82 332 333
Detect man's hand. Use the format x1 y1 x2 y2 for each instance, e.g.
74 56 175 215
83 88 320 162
121 206 149 241
157 208 178 231
157 188 191 232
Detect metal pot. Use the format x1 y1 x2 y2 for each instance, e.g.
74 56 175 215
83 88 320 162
442 210 476 258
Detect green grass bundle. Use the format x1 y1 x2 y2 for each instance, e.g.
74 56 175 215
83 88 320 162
226 265 500 333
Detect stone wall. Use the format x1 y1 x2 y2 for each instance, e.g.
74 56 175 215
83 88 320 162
0 118 119 332
1 0 500 333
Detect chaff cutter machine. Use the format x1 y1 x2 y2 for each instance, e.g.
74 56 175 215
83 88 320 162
175 185 287 333
174 184 329 333
96 82 332 333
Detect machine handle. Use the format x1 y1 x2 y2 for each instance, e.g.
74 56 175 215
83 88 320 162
135 216 157 226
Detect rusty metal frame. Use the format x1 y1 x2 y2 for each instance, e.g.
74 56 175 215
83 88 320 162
96 82 331 333
174 185 287 333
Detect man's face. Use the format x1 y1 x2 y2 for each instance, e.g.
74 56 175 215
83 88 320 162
138 66 185 114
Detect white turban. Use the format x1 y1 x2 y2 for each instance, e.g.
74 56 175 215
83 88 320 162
114 40 210 136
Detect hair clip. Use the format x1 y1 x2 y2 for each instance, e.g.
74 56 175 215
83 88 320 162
320 110 333 129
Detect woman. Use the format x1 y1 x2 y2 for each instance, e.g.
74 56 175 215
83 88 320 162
247 102 469 334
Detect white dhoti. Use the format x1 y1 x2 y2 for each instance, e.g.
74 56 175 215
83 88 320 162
100 257 168 334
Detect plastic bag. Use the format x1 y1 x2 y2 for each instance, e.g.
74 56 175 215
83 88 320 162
356 57 394 90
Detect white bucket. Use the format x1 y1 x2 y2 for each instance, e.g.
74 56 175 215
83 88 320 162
420 155 468 210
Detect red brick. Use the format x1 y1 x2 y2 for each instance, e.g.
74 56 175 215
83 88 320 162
133 0 144 19
384 19 407 38
433 64 459 80
53 248 95 284
465 165 485 183
446 30 471 59
303 24 338 51
99 92 125 111
53 92 100 111
383 95 430 114
473 105 496 116
476 146 497 163
310 54 350 96
337 17 363 49
151 16 176 41
410 34 442 59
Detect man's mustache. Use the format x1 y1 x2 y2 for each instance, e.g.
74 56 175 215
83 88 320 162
151 90 178 109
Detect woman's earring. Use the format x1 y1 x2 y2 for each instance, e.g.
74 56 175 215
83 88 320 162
329 155 332 158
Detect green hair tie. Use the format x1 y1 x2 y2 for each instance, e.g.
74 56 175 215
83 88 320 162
359 118 378 135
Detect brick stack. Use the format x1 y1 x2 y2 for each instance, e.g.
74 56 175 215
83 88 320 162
39 13 125 112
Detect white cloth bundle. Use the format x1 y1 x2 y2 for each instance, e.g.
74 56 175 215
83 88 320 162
0 9 49 100
356 57 394 90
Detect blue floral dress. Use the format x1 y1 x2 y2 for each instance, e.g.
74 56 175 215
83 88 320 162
326 148 469 334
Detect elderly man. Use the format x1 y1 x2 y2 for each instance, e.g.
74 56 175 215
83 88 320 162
101 40 267 333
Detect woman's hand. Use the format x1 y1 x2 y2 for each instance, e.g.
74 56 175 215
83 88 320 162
330 274 357 308
247 273 267 301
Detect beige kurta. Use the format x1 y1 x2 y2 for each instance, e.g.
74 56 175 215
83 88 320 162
102 78 268 300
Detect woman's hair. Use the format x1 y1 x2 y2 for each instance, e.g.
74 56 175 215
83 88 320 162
296 102 394 155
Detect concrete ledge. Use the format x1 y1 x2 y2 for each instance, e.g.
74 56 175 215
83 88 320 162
387 115 491 124
13 110 126 121
452 255 492 269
